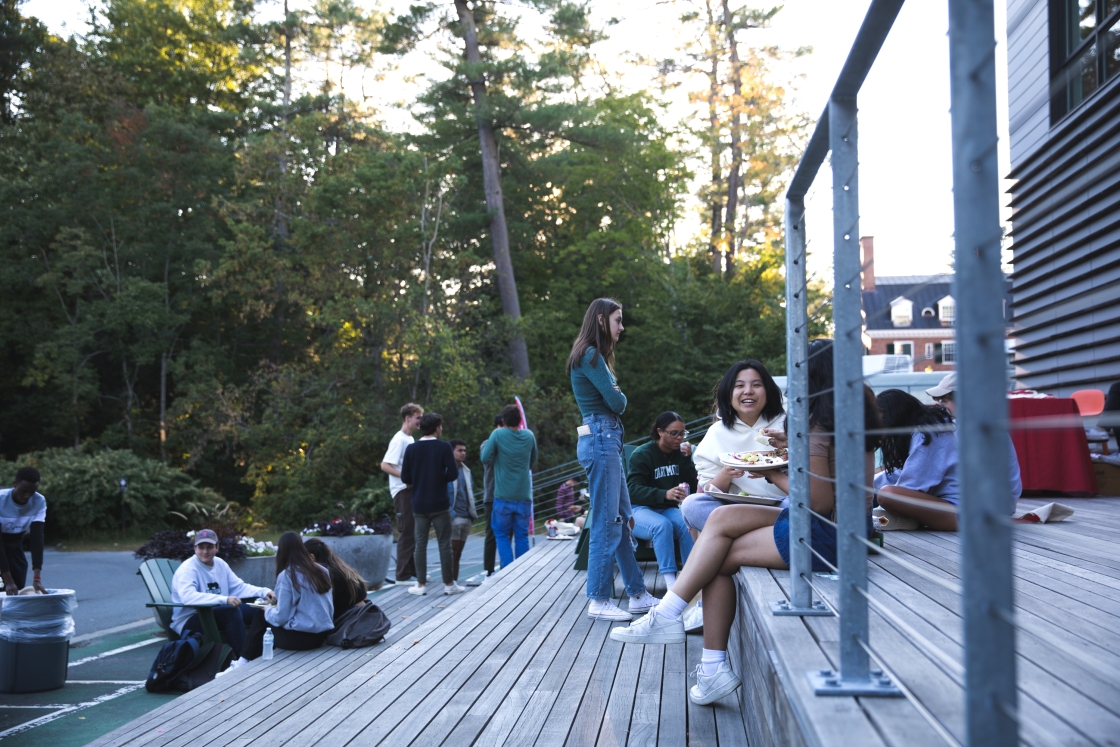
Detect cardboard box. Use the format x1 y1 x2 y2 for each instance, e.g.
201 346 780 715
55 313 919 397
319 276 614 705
1093 462 1120 497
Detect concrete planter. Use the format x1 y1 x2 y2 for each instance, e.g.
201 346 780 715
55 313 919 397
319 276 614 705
317 533 392 589
227 555 275 588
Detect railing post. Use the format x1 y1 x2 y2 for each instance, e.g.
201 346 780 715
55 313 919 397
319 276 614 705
774 197 830 617
809 94 898 697
948 1 1018 744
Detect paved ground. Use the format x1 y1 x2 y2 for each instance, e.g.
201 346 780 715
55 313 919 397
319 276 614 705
0 535 494 745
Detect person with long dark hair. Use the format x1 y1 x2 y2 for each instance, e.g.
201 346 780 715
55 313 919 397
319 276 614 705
242 531 334 660
568 298 656 621
304 537 367 624
625 412 698 588
610 339 882 706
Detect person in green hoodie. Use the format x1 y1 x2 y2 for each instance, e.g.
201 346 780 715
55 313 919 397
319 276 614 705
626 412 697 587
481 404 538 568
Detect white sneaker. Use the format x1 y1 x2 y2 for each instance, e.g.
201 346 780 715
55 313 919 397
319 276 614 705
407 585 427 596
587 599 633 621
609 611 685 644
444 583 466 595
689 661 742 704
628 591 659 614
683 604 704 633
873 507 920 531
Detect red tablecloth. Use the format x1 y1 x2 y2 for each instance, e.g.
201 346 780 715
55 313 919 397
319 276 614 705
1008 397 1098 495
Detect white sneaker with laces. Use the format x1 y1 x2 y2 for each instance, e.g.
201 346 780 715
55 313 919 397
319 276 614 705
627 591 659 614
683 604 704 633
587 599 633 621
689 661 742 705
407 585 427 596
609 611 685 644
444 583 466 595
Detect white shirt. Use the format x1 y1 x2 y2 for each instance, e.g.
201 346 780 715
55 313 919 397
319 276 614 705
0 488 47 535
170 555 272 634
693 413 788 498
383 430 415 497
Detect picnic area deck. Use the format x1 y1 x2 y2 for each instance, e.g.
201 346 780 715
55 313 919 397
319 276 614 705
87 496 1120 747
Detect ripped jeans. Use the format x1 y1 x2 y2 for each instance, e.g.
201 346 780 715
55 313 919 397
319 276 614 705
578 414 647 601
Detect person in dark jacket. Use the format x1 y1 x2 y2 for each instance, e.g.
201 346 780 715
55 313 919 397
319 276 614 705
400 413 463 596
626 412 697 587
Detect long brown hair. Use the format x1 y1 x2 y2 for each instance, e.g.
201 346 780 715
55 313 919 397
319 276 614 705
275 531 331 595
566 298 622 375
303 537 364 602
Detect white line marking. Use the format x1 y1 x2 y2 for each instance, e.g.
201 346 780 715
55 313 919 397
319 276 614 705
68 637 163 667
70 618 157 644
66 680 146 685
0 684 145 738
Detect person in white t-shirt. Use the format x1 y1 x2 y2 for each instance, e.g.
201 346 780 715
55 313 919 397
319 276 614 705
381 402 423 584
1 467 48 595
171 529 274 668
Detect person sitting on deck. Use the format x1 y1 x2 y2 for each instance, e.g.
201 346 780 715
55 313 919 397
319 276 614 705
874 388 1022 531
242 532 334 661
171 529 275 669
555 476 580 522
303 537 367 624
609 339 882 706
625 411 697 588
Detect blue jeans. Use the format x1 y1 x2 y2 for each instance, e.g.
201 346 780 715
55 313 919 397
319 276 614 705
631 506 694 575
578 414 647 601
492 499 531 569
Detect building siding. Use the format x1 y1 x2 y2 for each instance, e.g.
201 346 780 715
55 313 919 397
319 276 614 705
1007 0 1051 163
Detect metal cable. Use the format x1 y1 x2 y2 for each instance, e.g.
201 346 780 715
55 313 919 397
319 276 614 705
994 698 1068 747
852 584 965 681
798 537 838 573
855 533 962 595
797 501 838 529
995 607 1120 686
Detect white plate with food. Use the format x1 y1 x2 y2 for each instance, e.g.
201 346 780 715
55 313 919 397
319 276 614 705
719 449 789 471
249 599 276 608
706 490 784 507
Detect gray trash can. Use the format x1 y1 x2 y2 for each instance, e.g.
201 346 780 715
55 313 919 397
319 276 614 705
0 589 76 693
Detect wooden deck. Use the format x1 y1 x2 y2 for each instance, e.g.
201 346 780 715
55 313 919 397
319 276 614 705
87 538 747 747
733 496 1120 747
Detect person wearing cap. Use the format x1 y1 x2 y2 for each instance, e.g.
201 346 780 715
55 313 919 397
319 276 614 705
925 372 958 415
1 467 47 595
170 529 275 667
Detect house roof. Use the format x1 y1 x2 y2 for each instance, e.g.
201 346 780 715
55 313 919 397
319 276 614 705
862 274 1011 331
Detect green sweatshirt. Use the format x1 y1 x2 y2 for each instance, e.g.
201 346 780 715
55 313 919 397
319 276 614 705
480 427 538 501
570 347 627 417
626 440 698 508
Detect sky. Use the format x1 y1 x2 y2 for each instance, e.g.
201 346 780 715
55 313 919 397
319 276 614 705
23 0 1013 283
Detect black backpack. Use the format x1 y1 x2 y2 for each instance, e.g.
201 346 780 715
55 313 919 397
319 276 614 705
145 633 231 693
326 602 391 649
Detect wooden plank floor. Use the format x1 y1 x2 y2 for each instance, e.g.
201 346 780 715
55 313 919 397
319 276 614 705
738 496 1120 747
88 537 744 747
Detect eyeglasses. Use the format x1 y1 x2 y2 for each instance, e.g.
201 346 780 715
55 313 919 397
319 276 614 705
662 429 689 438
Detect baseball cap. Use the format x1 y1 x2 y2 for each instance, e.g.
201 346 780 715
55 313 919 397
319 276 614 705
925 372 957 399
193 529 219 546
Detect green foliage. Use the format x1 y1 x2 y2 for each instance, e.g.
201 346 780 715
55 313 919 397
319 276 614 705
0 448 222 539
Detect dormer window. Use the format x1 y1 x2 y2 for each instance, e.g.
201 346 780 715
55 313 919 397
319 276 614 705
921 307 936 318
937 295 955 326
890 297 913 327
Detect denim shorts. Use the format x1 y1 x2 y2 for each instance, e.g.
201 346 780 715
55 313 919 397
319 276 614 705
773 509 874 572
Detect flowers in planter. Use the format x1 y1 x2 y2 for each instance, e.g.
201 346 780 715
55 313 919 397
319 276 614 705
240 537 278 556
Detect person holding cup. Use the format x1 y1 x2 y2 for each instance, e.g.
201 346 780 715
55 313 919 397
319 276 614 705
625 412 698 588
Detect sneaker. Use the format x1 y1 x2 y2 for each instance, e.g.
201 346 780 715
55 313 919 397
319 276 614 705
689 661 742 705
587 599 633 621
609 611 685 644
873 507 921 531
407 585 427 596
465 578 482 587
683 604 704 633
383 578 397 586
628 591 659 614
444 583 466 595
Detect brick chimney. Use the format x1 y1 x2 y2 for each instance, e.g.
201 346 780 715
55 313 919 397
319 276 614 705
860 236 876 292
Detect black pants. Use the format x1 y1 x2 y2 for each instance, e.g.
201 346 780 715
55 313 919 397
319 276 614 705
181 604 256 658
242 607 327 660
484 502 497 574
1103 382 1120 437
394 488 417 581
414 510 453 585
1 536 27 588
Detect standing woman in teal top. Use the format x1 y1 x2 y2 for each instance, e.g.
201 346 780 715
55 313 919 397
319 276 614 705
568 298 657 621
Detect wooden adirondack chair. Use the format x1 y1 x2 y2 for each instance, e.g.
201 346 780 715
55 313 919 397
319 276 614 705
137 558 224 647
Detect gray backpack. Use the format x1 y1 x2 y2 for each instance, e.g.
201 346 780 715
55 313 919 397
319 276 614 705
326 602 390 649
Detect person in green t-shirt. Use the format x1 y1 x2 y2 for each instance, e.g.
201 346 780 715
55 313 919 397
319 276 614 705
626 412 697 587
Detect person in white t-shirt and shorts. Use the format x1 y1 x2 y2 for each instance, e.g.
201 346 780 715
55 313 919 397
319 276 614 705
381 403 424 584
1 467 48 595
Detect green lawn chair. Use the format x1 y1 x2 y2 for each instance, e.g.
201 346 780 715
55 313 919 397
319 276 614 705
137 558 226 650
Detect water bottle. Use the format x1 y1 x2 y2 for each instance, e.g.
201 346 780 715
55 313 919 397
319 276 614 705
262 629 274 661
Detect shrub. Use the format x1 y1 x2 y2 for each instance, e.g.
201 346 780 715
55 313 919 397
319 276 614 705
0 448 224 540
133 529 246 563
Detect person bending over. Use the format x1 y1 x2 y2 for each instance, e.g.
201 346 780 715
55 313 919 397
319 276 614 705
304 538 367 625
447 438 477 583
610 339 882 706
171 529 274 668
243 532 334 660
1 467 47 595
625 411 697 588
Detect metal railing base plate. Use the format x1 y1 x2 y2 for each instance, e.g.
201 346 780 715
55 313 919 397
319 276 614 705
807 669 904 697
771 599 833 617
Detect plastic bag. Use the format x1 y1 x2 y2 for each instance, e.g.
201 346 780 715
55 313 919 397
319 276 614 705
0 589 77 642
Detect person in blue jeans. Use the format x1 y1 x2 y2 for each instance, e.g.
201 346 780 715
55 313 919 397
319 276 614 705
482 404 538 569
567 298 657 621
626 411 697 588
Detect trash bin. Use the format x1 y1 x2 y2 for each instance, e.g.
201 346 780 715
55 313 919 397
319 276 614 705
0 589 76 693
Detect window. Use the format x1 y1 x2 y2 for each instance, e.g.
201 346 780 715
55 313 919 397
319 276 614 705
941 340 957 364
921 307 936 318
890 297 913 327
1051 0 1120 120
925 342 934 360
894 342 913 358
